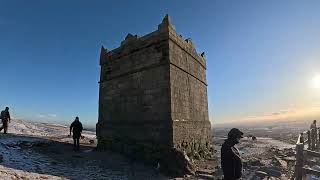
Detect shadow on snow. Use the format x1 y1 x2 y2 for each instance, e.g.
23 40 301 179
0 133 166 180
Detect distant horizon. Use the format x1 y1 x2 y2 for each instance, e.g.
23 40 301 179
11 114 317 131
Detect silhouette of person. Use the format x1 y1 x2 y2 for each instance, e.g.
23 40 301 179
70 116 83 151
221 128 244 180
310 120 317 150
0 107 11 134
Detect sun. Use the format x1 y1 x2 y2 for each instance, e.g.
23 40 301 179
313 74 320 89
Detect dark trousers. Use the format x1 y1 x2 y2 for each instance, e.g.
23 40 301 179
0 121 8 134
73 137 80 151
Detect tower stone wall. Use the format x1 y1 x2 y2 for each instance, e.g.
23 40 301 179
168 27 211 155
97 15 212 174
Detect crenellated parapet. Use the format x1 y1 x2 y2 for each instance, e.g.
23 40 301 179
167 28 206 69
100 14 206 69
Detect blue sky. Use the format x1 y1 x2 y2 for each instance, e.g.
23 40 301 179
0 1 320 127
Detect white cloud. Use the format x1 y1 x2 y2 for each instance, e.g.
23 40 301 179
48 114 57 118
38 114 46 118
214 103 320 126
37 113 58 119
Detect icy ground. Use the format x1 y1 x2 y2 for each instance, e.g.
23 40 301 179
2 119 316 180
212 137 297 179
0 119 167 180
213 137 295 159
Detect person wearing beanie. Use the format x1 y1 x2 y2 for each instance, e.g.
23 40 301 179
221 128 244 180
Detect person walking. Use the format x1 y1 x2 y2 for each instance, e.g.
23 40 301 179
310 120 317 150
0 107 11 134
70 116 83 151
221 128 244 180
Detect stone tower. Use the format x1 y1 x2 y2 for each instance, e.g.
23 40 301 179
97 15 211 174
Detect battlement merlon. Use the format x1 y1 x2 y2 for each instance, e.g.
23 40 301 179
161 14 206 68
99 46 108 65
99 14 206 68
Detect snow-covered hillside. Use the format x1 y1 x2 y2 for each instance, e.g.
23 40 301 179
0 119 166 180
9 119 95 138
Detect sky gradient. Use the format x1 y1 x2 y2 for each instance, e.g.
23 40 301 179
0 1 320 127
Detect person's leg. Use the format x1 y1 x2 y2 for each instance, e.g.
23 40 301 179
73 138 76 150
3 122 8 134
76 138 80 151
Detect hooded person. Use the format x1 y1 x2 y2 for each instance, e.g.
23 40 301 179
70 116 83 151
221 128 244 180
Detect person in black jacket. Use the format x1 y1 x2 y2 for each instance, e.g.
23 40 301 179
70 116 83 151
221 128 244 180
0 107 11 134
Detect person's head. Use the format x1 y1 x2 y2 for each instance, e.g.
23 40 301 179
227 128 244 144
5 107 9 111
75 116 79 121
313 120 317 124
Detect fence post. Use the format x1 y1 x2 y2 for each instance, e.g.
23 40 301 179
295 143 304 180
307 130 311 150
318 128 320 148
311 129 316 150
300 133 304 148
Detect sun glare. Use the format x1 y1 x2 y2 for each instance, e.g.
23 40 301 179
313 74 320 89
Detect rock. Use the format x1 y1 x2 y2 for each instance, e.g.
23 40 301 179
283 148 295 156
255 170 268 178
0 154 3 163
272 156 287 169
258 166 282 178
193 152 201 160
282 156 295 162
160 148 196 176
247 158 264 167
252 136 257 141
